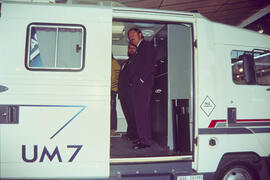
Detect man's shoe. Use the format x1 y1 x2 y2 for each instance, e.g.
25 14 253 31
133 143 151 150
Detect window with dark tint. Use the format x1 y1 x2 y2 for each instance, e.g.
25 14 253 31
26 23 85 71
231 50 270 85
231 50 248 84
254 52 270 85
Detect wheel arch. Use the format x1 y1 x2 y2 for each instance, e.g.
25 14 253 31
213 152 269 180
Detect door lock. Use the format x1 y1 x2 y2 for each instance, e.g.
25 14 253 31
0 105 19 124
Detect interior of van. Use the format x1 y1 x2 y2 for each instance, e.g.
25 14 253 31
110 20 194 159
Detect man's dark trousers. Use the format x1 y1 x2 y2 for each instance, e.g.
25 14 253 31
118 61 138 139
131 82 153 145
130 40 155 146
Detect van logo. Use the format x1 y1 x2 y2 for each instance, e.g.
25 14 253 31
50 105 86 139
200 96 216 117
22 145 82 163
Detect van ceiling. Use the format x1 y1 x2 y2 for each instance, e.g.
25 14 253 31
112 22 165 58
112 22 164 46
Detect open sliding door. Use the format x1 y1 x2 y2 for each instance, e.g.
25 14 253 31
168 24 194 154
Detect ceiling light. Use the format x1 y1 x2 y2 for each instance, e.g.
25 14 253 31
257 24 264 34
112 22 125 38
135 23 155 27
112 25 125 35
239 68 243 72
258 29 264 34
142 29 154 37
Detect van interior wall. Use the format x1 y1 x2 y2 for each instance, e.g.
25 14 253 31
151 25 168 149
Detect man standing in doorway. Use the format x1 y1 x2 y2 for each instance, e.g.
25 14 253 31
118 43 138 141
128 28 156 149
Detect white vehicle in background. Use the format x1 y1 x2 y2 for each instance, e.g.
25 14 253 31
0 0 269 179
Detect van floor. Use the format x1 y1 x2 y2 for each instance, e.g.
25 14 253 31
110 135 178 158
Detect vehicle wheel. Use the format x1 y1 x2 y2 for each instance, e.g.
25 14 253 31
217 164 257 180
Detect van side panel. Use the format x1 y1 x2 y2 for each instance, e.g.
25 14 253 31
196 18 270 177
0 3 112 178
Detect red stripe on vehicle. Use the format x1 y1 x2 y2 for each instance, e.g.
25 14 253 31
208 120 226 128
208 119 270 128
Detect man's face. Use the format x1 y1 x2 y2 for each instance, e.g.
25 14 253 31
128 29 142 46
128 44 136 57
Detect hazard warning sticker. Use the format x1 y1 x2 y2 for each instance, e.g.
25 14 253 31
200 96 216 117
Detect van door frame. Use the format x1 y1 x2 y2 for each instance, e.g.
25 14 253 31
112 8 197 164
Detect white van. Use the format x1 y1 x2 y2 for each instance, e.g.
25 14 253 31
0 1 270 179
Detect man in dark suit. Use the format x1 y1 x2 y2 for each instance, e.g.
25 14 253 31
118 43 138 141
128 28 156 149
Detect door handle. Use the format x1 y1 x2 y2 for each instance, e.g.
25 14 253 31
267 88 270 91
0 106 19 124
0 85 8 92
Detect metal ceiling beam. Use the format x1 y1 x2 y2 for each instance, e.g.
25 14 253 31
238 4 270 28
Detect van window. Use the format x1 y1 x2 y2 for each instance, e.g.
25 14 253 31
254 52 270 85
231 50 249 84
25 23 85 71
231 50 270 85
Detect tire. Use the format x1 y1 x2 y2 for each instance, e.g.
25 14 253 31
217 164 258 180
